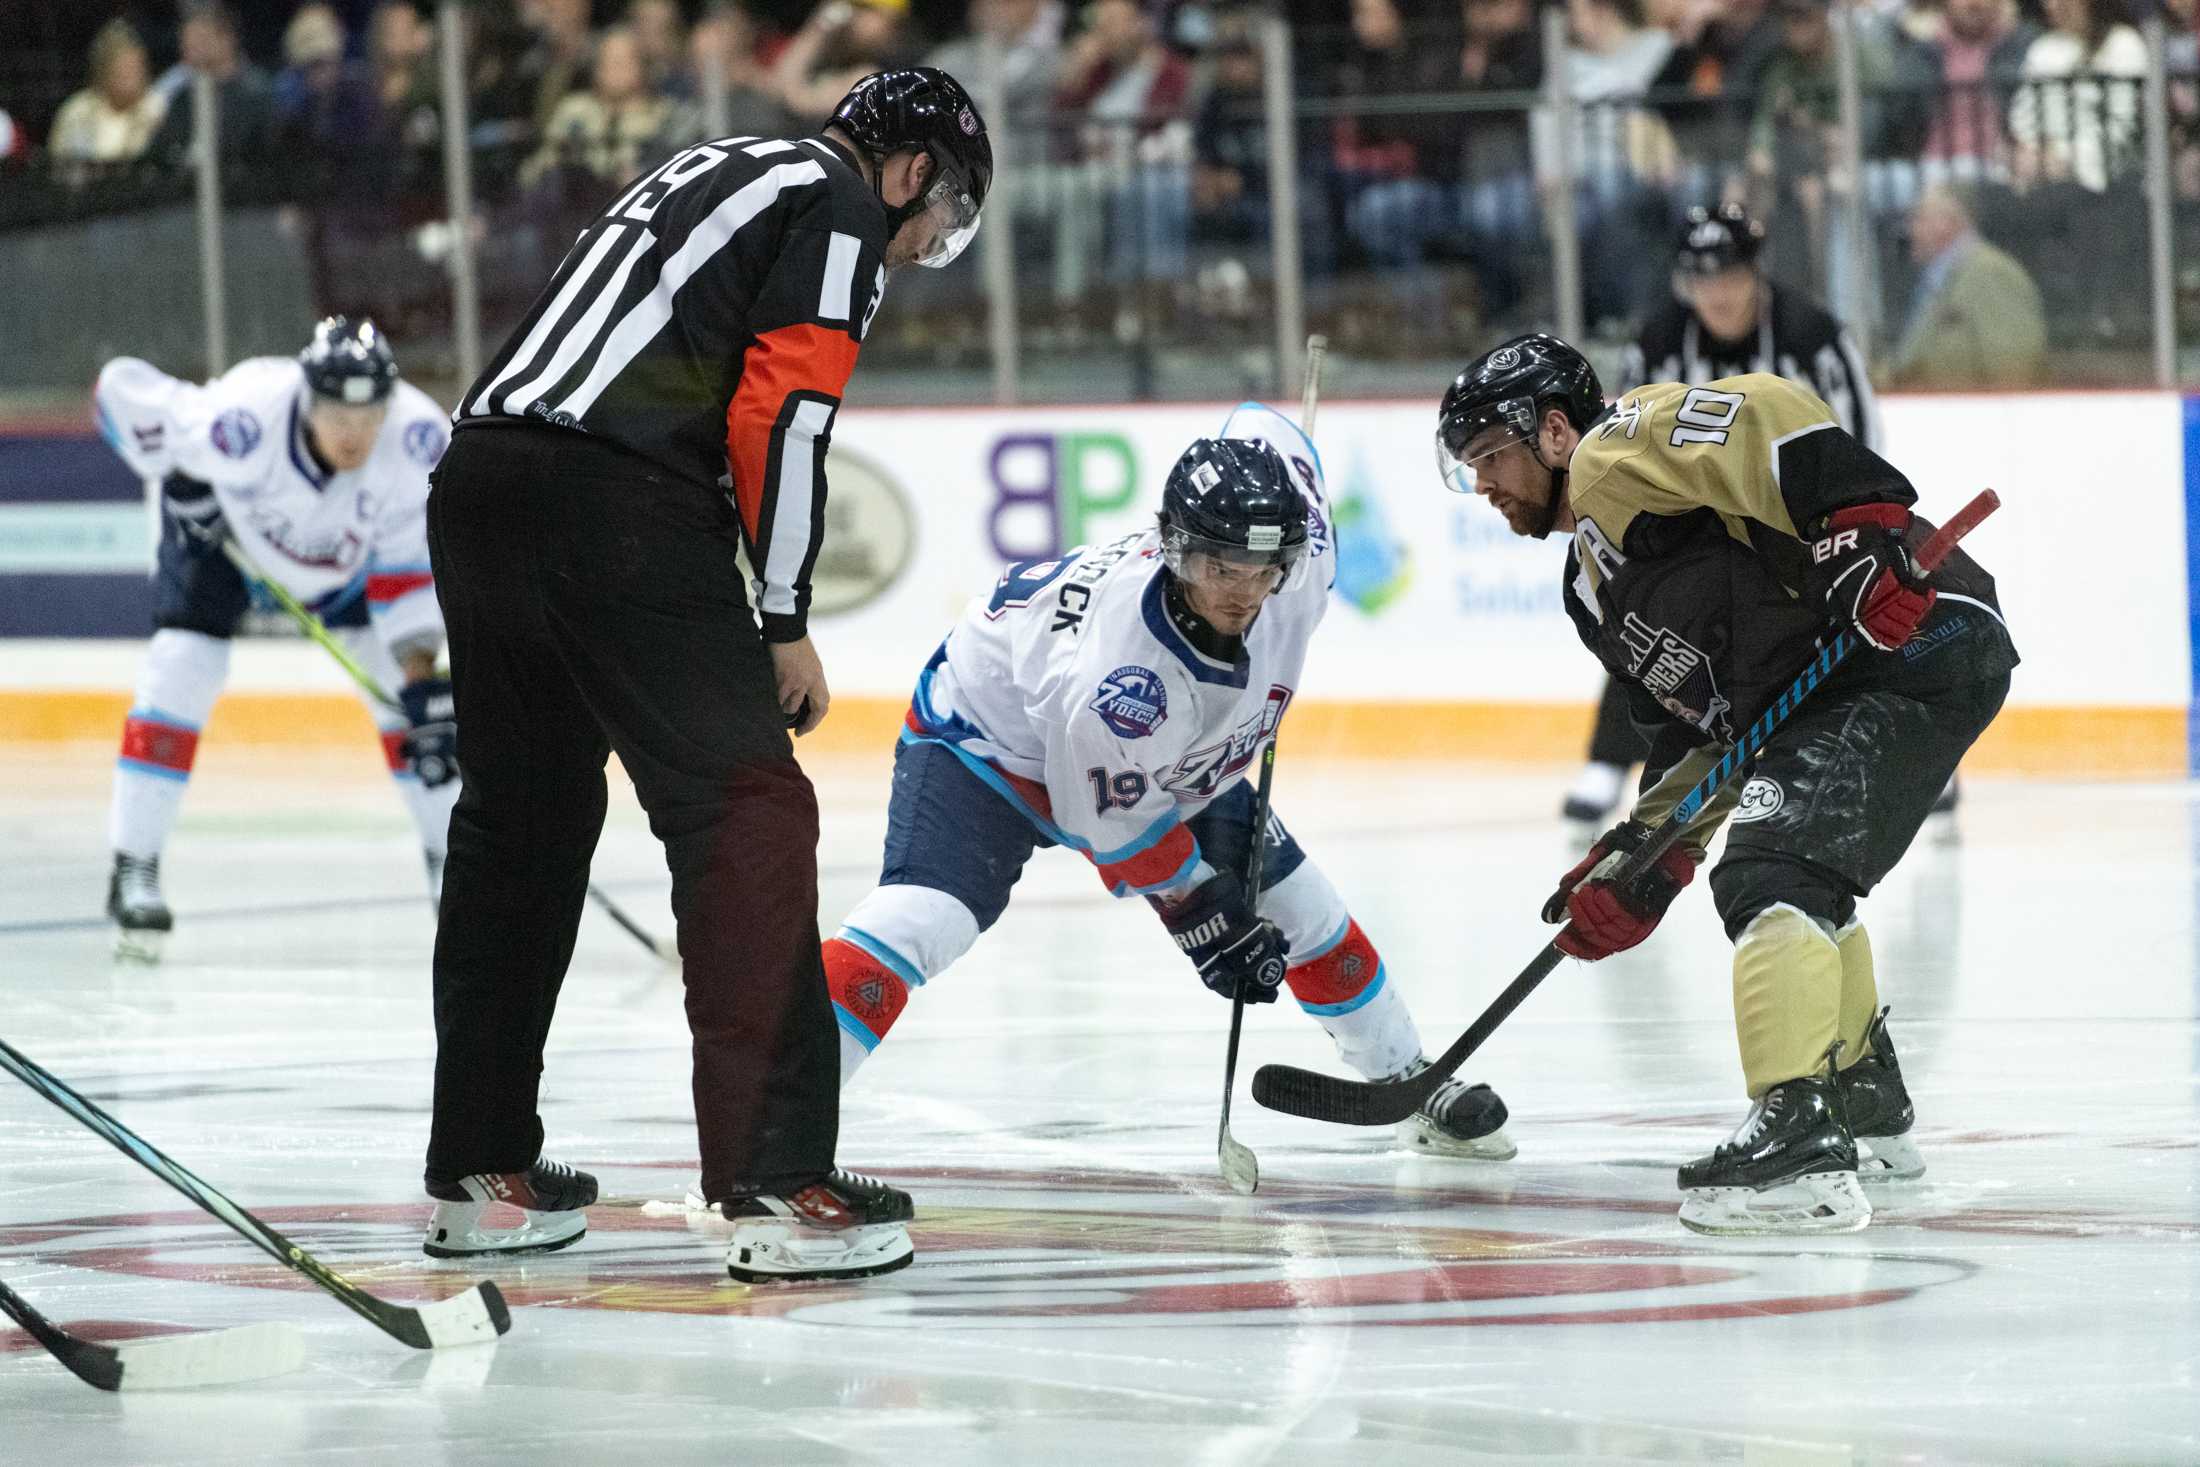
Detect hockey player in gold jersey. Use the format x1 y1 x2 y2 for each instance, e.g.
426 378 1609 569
1435 334 2018 1235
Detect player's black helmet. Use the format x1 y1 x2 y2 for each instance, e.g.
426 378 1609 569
1674 201 1765 276
829 67 992 268
1159 437 1310 589
299 316 397 405
1433 332 1602 498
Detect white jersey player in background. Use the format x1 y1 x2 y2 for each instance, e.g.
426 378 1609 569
93 318 459 959
817 405 1514 1158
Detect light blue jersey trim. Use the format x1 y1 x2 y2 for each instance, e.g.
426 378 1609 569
1296 962 1387 1017
1295 917 1352 964
841 925 926 988
1223 399 1325 489
117 757 190 783
897 725 1188 866
833 1003 883 1052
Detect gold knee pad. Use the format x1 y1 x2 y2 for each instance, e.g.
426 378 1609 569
1731 904 1843 1099
1834 919 1879 1070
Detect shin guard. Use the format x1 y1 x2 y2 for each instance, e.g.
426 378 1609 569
1833 919 1880 1070
1732 904 1845 1099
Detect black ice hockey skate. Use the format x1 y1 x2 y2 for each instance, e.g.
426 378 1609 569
1840 1008 1924 1183
1677 1075 1870 1236
718 1169 914 1282
423 1157 597 1258
107 853 172 963
1394 1061 1516 1159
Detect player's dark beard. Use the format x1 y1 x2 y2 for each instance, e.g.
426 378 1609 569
1163 576 1246 661
1532 461 1566 540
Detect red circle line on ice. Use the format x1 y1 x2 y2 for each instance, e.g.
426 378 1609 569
0 1185 1974 1331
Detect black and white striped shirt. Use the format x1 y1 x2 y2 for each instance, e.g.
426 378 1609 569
1618 283 1884 454
455 132 889 642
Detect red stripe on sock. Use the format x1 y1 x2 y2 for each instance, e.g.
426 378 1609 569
1285 920 1382 1007
825 937 910 1041
367 571 434 604
120 716 199 774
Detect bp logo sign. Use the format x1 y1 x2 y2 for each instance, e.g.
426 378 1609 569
809 446 916 616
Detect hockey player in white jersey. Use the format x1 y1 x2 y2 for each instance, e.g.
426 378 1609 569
823 406 1513 1159
93 318 458 959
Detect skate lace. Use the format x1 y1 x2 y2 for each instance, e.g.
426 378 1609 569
533 1158 579 1182
830 1168 887 1194
117 854 162 903
1726 1093 1780 1152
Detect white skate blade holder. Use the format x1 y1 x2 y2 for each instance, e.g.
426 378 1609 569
726 1219 913 1282
423 1198 587 1260
1856 1133 1926 1184
113 929 166 964
1398 1116 1519 1161
1679 1170 1872 1237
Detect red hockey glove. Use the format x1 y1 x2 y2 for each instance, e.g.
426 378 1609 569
1542 819 1700 961
1806 503 1937 652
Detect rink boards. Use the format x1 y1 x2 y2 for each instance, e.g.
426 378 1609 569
0 388 2191 773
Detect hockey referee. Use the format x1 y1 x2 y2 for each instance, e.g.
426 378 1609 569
1564 202 1885 826
419 69 991 1283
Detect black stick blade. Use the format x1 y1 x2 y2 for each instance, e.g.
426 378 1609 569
1250 1061 1431 1127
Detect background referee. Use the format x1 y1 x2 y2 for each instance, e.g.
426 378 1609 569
418 69 991 1283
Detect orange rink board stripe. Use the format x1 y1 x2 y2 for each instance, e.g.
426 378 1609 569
0 692 2180 775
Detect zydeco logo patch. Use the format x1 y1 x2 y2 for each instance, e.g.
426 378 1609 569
1090 665 1168 739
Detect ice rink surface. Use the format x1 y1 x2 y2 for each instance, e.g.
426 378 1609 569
2 743 2195 1465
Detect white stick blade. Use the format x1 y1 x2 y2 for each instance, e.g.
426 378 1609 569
113 1322 305 1390
412 1285 508 1349
1219 1135 1259 1196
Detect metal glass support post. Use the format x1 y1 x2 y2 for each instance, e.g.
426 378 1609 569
700 27 731 141
1831 0 1873 364
1261 16 1307 399
1541 5 1583 345
976 33 1020 406
191 69 228 374
437 0 482 388
2143 15 2177 387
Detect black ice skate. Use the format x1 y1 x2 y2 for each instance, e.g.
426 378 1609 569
107 852 172 963
1840 1008 1924 1183
1677 1075 1870 1236
1394 1061 1516 1160
423 1157 597 1258
717 1169 914 1282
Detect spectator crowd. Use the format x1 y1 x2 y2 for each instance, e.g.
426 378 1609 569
5 0 2199 385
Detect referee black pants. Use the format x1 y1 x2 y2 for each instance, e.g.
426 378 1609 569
422 423 837 1199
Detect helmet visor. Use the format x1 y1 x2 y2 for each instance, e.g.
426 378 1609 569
1161 523 1305 592
911 172 982 268
1432 401 1533 496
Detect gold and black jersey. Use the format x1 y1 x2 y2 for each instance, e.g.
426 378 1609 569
1558 373 2017 839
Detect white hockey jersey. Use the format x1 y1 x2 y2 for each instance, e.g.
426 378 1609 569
94 355 448 651
905 402 1334 897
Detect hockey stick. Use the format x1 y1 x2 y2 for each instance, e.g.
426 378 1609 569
1252 489 2003 1127
1212 336 1330 1192
1217 735 1279 1195
0 1035 509 1350
216 537 678 966
0 1276 303 1391
1300 334 1328 432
